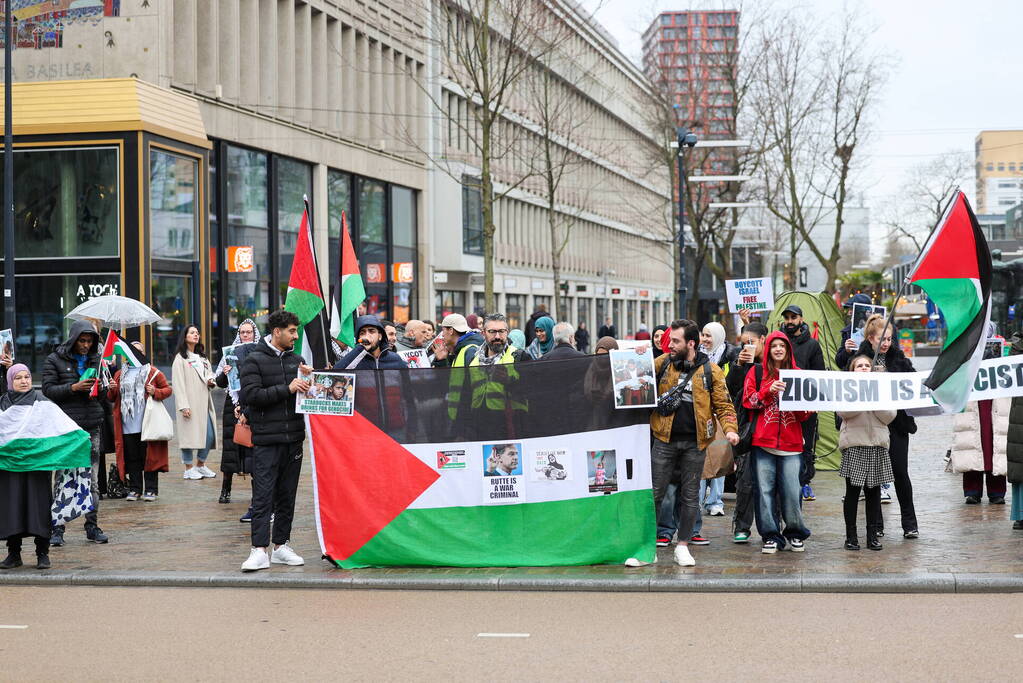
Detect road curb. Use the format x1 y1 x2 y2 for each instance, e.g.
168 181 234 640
3 570 1023 593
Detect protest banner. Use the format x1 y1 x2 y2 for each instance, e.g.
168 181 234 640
610 347 656 409
779 356 1023 412
307 356 654 568
725 277 774 313
296 370 355 416
398 347 431 368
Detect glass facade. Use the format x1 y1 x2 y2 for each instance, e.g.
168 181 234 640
276 157 313 305
435 290 465 322
576 298 590 331
151 274 193 375
462 176 483 255
391 186 416 324
505 294 524 330
150 150 198 260
358 178 388 319
327 169 352 293
4 147 119 259
225 145 270 327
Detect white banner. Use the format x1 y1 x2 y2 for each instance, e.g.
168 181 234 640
778 356 1023 412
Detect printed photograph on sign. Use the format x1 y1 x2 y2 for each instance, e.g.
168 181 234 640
221 345 241 392
531 448 570 481
483 443 523 476
610 347 656 409
436 449 467 470
398 348 430 368
587 450 618 493
295 370 355 416
851 303 886 345
725 277 775 313
0 328 13 363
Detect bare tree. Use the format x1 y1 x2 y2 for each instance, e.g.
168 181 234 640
881 150 970 251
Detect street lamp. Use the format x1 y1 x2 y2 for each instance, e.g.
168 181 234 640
675 127 697 319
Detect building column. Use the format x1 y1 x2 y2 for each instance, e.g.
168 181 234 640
313 163 329 296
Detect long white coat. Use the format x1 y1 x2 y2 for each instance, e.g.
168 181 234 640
171 351 217 450
951 399 1010 476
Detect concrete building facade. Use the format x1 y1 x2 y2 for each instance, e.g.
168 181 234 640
976 130 1023 213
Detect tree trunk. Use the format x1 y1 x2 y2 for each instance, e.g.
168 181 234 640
481 118 495 312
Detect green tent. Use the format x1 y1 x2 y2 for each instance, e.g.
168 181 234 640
765 291 847 471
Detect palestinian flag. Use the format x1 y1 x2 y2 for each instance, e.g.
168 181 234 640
0 401 92 472
909 190 992 414
285 206 337 368
329 211 365 349
309 357 655 568
102 330 143 367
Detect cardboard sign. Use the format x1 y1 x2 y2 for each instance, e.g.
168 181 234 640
725 278 774 313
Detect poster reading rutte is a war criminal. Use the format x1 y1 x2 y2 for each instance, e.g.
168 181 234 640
482 442 524 505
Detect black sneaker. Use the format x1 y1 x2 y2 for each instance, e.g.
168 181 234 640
1013 520 1023 530
965 495 981 504
656 536 671 547
903 529 919 539
787 538 805 552
36 554 51 570
86 527 109 544
688 535 710 545
239 509 253 523
218 491 231 504
990 496 1006 505
49 528 65 547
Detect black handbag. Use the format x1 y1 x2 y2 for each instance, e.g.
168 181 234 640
655 360 706 417
734 365 763 455
106 463 128 499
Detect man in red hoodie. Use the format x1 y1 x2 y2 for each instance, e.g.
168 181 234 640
742 331 813 554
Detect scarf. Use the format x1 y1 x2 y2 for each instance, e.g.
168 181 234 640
527 317 556 359
216 319 259 403
474 340 505 366
509 329 526 351
702 322 726 365
0 389 39 410
120 364 151 423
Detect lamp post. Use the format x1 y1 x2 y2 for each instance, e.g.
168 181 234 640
675 127 697 319
3 4 13 332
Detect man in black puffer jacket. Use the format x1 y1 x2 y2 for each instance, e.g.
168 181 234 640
42 319 109 546
238 309 311 572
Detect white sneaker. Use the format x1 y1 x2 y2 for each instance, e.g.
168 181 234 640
880 484 892 503
708 506 725 516
673 545 696 567
241 547 270 572
183 468 202 480
196 465 217 479
270 543 304 566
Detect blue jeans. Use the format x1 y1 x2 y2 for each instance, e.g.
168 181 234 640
651 439 705 546
701 476 724 511
656 482 684 540
753 447 810 549
181 416 215 464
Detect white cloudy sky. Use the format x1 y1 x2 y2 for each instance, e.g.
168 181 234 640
583 0 1023 210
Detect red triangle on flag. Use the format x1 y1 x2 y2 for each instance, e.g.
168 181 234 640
341 212 361 277
309 413 439 561
911 192 982 283
289 209 323 297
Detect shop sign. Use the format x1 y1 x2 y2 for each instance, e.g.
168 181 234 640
610 287 621 295
227 246 255 273
433 271 448 284
639 290 649 297
366 263 386 284
392 262 414 283
76 283 119 304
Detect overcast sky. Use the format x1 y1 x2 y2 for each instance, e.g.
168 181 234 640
584 0 1023 211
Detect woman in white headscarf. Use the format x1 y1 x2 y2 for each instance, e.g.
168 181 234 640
695 322 740 521
215 319 259 514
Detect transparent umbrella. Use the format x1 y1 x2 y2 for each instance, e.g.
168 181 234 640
65 295 161 328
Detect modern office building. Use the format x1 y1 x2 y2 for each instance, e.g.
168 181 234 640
976 130 1023 213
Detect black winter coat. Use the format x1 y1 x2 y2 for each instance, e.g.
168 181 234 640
1005 335 1023 483
853 338 917 436
41 319 106 430
574 327 590 353
239 339 305 446
785 324 826 371
540 342 586 361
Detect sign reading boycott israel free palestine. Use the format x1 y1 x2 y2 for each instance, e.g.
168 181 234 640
778 356 1023 412
725 277 774 313
307 356 655 568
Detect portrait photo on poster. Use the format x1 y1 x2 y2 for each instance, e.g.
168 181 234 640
587 450 618 494
851 303 886 346
609 347 657 409
531 448 570 481
482 442 524 504
221 345 241 392
0 328 13 363
295 370 356 416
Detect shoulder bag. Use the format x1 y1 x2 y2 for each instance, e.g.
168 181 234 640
735 365 763 455
141 371 175 442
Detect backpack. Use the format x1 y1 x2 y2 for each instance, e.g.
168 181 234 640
734 364 763 455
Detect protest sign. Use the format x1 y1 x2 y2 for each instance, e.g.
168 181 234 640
725 278 774 313
531 448 570 481
610 347 656 409
221 345 241 392
296 370 355 416
779 356 1023 412
0 328 13 362
482 442 524 504
851 303 886 345
587 450 618 493
398 348 431 368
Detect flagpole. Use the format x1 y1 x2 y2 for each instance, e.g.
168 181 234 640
873 188 961 370
303 196 333 367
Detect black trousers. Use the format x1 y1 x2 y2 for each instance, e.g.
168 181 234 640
844 480 882 540
122 433 159 495
799 415 818 486
887 430 917 532
6 536 49 556
732 452 755 535
250 442 304 548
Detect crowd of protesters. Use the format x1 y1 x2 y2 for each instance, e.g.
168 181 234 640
2 295 1021 573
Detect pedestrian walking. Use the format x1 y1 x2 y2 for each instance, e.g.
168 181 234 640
743 331 812 554
107 342 171 501
838 354 896 551
780 305 825 501
597 316 616 340
574 322 590 354
0 365 54 570
526 316 556 359
239 310 310 572
42 320 109 547
171 325 218 481
215 319 258 510
650 319 739 567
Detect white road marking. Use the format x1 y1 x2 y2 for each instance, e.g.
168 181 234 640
0 625 28 630
477 633 530 638
1014 634 1023 639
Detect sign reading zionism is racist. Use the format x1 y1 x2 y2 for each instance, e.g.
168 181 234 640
308 356 655 568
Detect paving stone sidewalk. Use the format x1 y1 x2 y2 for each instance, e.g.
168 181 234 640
3 407 1022 592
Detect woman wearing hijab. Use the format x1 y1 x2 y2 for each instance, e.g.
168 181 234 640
526 316 556 359
0 365 54 569
215 319 259 512
696 322 739 519
509 329 527 352
107 342 172 501
652 325 668 358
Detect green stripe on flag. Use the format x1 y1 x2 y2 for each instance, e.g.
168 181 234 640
0 430 92 472
339 273 366 349
335 489 656 569
285 286 325 352
914 278 981 345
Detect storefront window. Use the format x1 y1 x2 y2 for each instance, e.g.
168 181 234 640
151 274 193 376
14 274 119 378
534 296 551 318
226 146 270 327
327 169 352 289
276 157 312 303
627 300 637 336
358 178 388 320
612 300 622 335
3 147 118 259
506 294 524 330
576 298 590 331
473 292 487 317
434 290 465 322
150 149 198 260
391 186 416 324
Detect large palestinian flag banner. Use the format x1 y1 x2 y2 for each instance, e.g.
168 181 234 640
909 190 992 414
309 356 655 568
0 401 92 472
